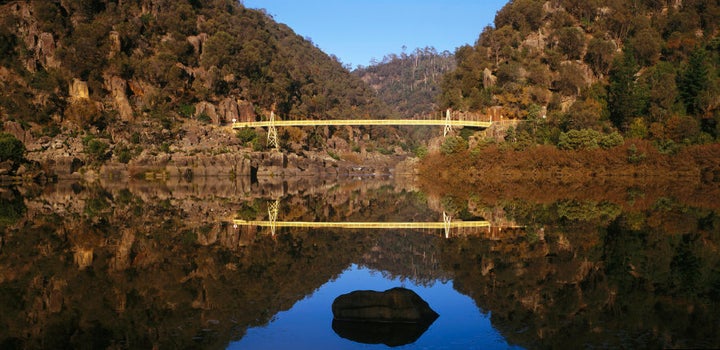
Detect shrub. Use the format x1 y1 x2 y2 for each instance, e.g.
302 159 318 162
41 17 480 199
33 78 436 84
0 132 25 163
85 139 109 162
414 145 428 158
178 104 195 118
559 129 600 150
236 128 258 144
441 136 468 155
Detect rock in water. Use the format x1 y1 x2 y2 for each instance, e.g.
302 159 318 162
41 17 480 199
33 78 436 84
331 287 439 346
332 287 439 323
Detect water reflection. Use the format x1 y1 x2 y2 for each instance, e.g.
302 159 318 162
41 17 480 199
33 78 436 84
0 176 718 349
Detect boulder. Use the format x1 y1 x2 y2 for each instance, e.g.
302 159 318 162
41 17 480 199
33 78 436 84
332 287 439 346
332 287 438 323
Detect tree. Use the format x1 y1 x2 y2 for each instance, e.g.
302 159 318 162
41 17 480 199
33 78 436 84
630 28 662 66
556 27 586 60
585 38 616 76
556 62 586 96
495 0 545 34
678 47 710 116
608 52 647 131
0 133 25 164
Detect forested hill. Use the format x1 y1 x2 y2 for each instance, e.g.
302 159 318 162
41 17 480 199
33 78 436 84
353 47 455 118
0 0 389 132
442 0 720 146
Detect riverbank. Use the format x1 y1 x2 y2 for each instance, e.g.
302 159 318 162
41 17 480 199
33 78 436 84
418 141 720 209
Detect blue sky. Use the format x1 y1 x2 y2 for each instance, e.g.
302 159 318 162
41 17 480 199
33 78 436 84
242 0 509 69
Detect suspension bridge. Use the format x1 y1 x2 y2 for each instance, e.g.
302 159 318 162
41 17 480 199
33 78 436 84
231 109 492 149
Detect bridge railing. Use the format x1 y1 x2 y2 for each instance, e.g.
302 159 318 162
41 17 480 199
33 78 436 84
230 109 492 149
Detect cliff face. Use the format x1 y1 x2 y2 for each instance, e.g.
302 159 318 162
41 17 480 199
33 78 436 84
0 0 401 177
441 0 720 144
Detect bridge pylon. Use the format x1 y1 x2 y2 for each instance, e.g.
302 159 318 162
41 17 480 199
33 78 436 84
443 109 452 137
267 111 279 150
268 199 280 236
443 211 452 238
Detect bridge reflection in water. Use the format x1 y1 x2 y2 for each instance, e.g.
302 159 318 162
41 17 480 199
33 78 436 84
232 200 514 238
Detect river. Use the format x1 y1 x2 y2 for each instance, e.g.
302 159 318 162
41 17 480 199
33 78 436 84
0 176 718 349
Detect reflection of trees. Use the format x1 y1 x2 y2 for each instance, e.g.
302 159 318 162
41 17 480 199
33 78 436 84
2 180 718 348
441 198 720 349
0 183 449 349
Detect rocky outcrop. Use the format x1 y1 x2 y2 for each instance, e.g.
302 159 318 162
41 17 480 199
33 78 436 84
237 100 256 122
195 101 218 123
332 287 439 323
332 287 439 346
217 97 239 124
105 75 134 121
483 67 497 89
69 79 90 100
108 31 121 58
36 32 60 69
187 33 208 54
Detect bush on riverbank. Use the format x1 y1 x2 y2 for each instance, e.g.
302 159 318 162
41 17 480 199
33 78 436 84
420 140 720 185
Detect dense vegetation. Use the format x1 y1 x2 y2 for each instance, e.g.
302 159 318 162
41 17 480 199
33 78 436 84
353 47 455 118
0 0 392 157
441 0 720 150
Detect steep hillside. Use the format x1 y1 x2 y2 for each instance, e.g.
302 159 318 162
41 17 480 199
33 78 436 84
0 0 397 176
441 0 720 148
353 47 455 118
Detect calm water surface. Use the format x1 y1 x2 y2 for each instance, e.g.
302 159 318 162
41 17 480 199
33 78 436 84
0 176 718 349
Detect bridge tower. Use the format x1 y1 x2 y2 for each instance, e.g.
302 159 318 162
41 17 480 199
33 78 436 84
267 111 279 150
268 199 279 236
443 109 453 137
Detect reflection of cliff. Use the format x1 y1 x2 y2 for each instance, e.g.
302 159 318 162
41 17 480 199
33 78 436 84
1 186 358 349
3 178 718 348
440 200 720 349
0 179 444 349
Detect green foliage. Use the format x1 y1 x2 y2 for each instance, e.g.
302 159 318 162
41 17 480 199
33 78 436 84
236 128 258 144
608 52 648 131
495 0 545 34
558 129 624 150
627 144 646 163
327 150 340 160
82 135 109 163
196 113 212 124
413 145 428 158
557 200 622 223
556 27 586 60
678 48 711 116
353 47 455 117
440 136 468 155
114 143 137 164
0 189 26 227
0 133 25 163
178 104 195 118
585 38 616 76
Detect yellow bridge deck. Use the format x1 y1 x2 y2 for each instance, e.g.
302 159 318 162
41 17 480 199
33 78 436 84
232 220 491 229
231 119 492 128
